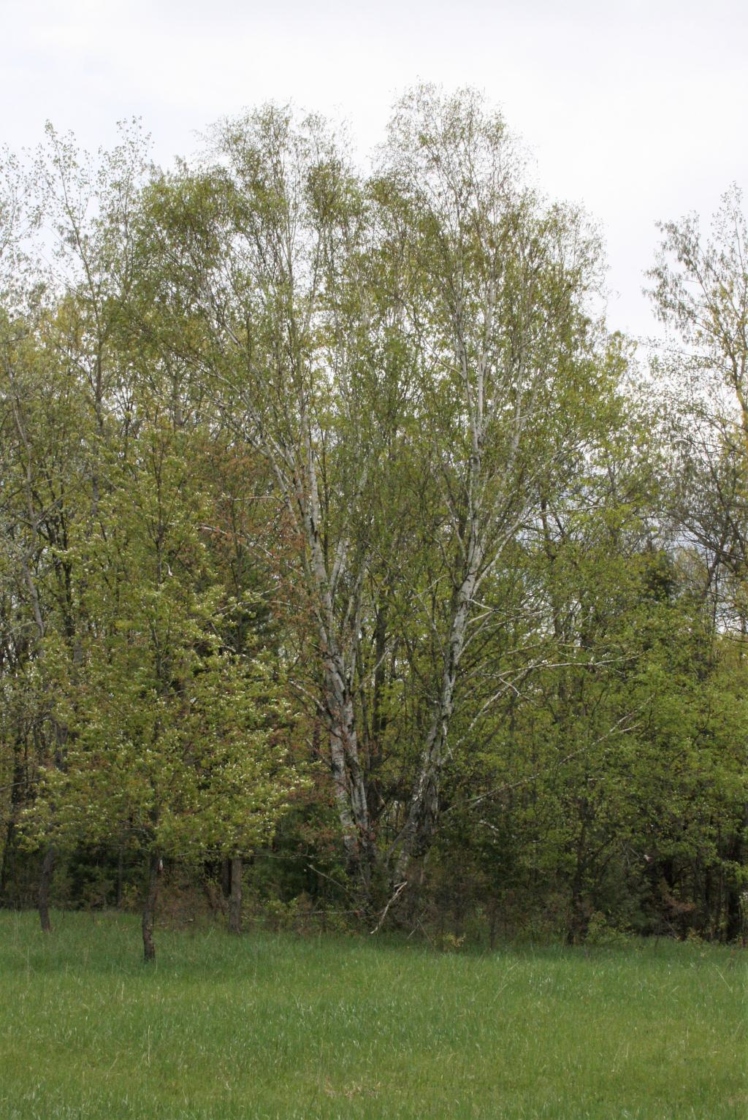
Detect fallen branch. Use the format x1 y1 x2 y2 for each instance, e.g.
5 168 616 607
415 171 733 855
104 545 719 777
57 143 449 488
370 880 408 935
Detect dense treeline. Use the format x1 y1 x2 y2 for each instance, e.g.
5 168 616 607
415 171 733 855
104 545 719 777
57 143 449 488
0 89 745 957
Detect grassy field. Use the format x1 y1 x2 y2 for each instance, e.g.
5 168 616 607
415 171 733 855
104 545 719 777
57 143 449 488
0 912 744 1119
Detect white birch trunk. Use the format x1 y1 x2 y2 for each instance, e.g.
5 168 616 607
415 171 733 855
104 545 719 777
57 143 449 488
394 509 484 880
292 430 374 892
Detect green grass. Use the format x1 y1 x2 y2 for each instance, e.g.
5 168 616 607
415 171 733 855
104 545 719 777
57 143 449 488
0 912 744 1119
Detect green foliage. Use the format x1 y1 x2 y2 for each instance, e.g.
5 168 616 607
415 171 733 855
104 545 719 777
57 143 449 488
0 92 746 946
16 403 303 863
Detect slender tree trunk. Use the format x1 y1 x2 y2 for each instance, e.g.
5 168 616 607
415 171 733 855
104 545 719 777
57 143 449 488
228 856 243 935
116 847 124 909
394 530 484 882
38 845 56 933
298 448 375 904
324 659 375 900
724 810 747 942
0 818 17 905
567 815 590 945
142 852 162 963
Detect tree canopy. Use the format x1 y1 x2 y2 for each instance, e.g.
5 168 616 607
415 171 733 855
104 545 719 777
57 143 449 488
0 90 745 954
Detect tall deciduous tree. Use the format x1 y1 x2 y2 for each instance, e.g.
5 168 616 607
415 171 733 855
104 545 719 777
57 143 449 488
2 129 303 952
20 401 301 961
135 88 618 911
137 107 419 902
646 186 748 936
647 185 748 628
375 87 609 882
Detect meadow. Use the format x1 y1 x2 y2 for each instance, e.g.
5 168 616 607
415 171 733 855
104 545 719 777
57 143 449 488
0 912 744 1120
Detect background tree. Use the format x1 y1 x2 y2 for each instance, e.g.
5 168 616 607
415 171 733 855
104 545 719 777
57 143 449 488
647 185 748 627
19 398 302 960
644 185 748 938
373 86 613 887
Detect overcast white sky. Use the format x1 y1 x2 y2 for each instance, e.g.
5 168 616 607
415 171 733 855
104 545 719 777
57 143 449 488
2 0 746 339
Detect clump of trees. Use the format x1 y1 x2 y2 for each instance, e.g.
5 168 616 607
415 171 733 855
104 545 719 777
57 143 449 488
0 89 745 957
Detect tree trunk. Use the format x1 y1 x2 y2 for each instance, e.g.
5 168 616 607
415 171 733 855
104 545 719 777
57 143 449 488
228 856 243 934
324 661 375 901
0 818 17 905
116 847 124 909
221 857 231 899
724 812 747 942
142 852 162 963
300 448 375 906
38 845 56 933
567 816 590 945
394 534 484 882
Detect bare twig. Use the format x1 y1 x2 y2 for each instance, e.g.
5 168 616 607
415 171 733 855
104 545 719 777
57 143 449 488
307 863 355 901
370 880 408 935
